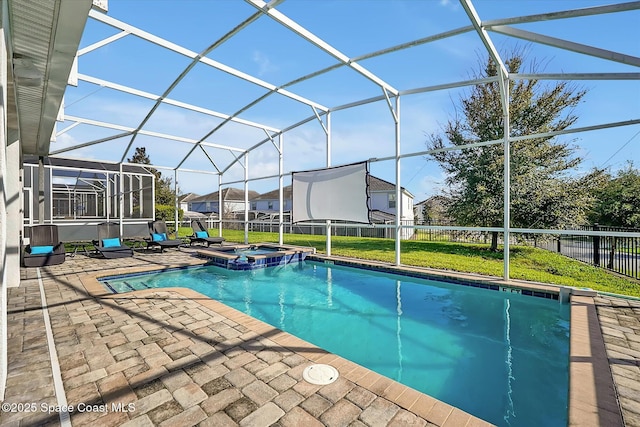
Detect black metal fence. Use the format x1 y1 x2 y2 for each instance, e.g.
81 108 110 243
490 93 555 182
536 224 640 280
222 218 502 243
412 220 494 244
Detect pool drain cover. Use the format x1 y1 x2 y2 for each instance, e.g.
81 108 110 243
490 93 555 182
303 364 339 385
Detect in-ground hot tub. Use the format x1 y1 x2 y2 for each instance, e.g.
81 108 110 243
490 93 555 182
194 243 315 270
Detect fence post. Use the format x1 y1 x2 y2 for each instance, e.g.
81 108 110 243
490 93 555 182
593 223 600 266
608 236 616 269
556 238 561 253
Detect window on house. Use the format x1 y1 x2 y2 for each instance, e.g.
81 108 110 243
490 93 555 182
388 193 396 209
268 201 274 210
251 202 257 210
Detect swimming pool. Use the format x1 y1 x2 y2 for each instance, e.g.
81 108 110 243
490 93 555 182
101 261 569 426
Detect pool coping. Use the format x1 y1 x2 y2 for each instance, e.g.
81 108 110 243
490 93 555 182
308 253 586 299
79 253 623 426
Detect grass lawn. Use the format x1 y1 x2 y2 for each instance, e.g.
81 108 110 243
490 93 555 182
214 229 640 298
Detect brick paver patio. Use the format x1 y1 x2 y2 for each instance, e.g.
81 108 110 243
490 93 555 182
595 296 640 427
1 247 637 426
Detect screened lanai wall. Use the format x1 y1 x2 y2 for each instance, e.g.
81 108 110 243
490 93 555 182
22 157 155 241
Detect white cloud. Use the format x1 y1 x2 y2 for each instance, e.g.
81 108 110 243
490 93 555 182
415 171 448 201
252 51 278 76
439 0 460 12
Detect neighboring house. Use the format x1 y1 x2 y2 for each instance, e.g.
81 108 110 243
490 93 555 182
414 195 450 224
368 175 414 221
179 193 208 221
368 175 414 239
178 192 199 212
250 186 293 212
189 188 260 216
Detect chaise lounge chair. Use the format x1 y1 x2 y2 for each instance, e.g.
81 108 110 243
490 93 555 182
93 222 134 259
147 220 184 252
23 224 66 267
189 220 225 247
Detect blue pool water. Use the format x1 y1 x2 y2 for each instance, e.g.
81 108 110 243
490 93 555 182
235 248 280 258
102 261 569 426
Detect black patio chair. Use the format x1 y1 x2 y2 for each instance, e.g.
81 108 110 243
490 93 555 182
23 224 65 267
189 220 225 247
146 220 183 252
93 222 134 259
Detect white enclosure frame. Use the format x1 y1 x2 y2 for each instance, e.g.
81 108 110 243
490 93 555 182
55 0 640 280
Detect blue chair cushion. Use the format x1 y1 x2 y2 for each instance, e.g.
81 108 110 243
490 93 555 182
102 238 121 248
31 245 54 255
195 231 208 238
152 233 167 242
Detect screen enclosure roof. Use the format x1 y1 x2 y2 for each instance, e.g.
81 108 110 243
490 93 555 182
10 0 640 190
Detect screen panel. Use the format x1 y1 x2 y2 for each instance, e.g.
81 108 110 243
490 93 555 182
292 162 371 224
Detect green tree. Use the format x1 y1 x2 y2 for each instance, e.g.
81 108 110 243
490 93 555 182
428 52 604 250
590 162 640 228
128 146 153 168
127 147 182 221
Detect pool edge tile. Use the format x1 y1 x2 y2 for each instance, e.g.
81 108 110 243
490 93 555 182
407 393 438 419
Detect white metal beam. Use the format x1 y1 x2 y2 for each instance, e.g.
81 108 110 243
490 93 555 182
489 25 640 67
50 131 133 156
511 72 640 81
55 121 81 136
117 8 268 164
58 115 247 152
482 1 640 27
76 74 280 132
88 9 326 111
245 0 399 95
460 0 511 279
393 95 401 266
175 93 273 170
385 118 640 162
198 146 222 174
460 0 509 78
77 31 129 56
275 25 474 100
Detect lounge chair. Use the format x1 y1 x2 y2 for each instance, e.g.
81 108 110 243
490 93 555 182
23 224 65 267
189 220 225 247
93 222 134 259
146 220 184 252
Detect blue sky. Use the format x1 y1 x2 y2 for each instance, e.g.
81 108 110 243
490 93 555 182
57 0 640 202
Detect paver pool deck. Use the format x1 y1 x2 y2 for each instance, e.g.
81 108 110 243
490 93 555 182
1 247 638 426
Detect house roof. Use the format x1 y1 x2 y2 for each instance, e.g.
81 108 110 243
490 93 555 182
415 195 449 207
370 209 396 223
252 186 293 201
179 192 200 203
368 175 414 198
190 187 260 203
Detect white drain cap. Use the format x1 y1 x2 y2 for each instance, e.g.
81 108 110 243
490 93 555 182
303 364 339 385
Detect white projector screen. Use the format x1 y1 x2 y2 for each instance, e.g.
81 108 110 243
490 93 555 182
292 162 371 224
